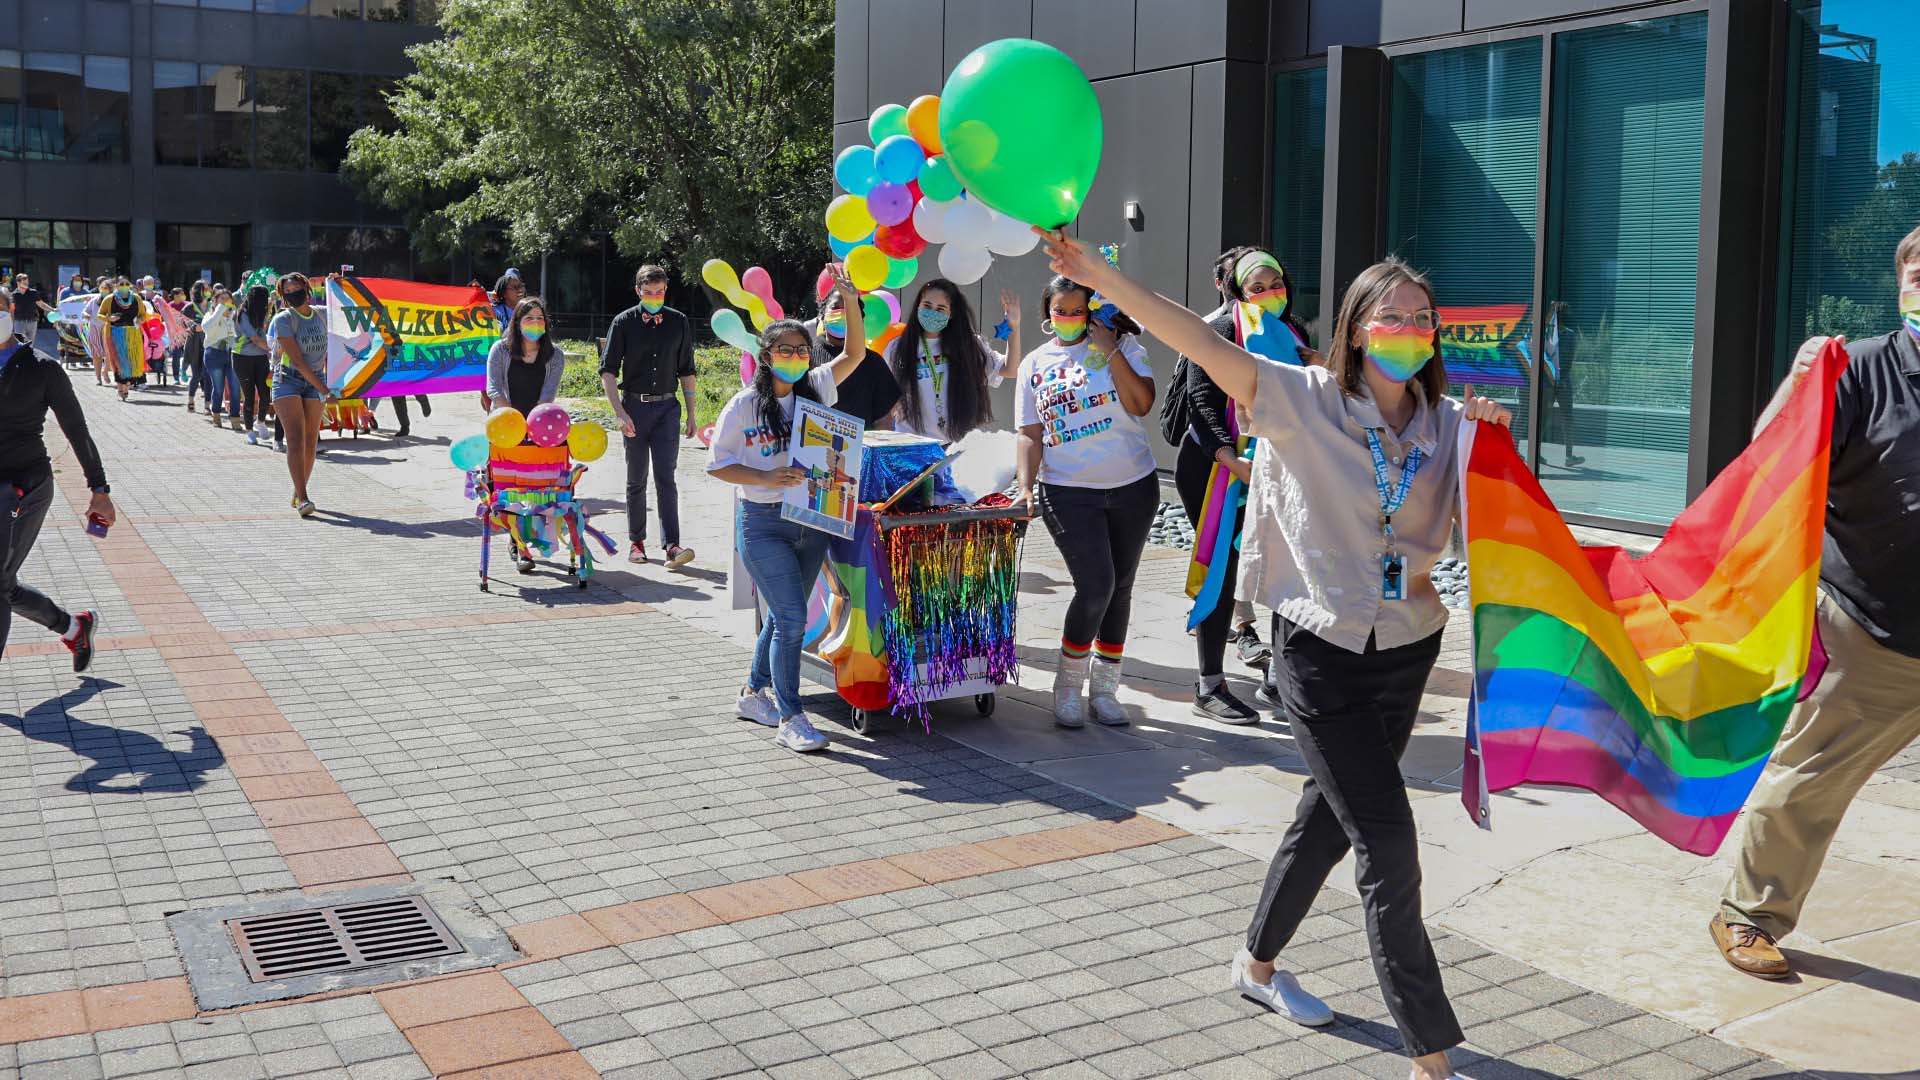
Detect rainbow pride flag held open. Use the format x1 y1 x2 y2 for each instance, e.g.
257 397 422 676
1459 339 1848 855
325 276 497 398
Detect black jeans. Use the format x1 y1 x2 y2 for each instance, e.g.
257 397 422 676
233 354 272 428
622 396 682 547
1246 619 1460 1057
1175 437 1244 679
1037 472 1158 651
2 475 69 658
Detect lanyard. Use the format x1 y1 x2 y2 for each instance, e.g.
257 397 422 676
1364 429 1424 556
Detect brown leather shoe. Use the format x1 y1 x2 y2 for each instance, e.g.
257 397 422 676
1710 914 1791 979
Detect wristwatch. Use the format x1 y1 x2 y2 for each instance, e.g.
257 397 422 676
90 484 111 495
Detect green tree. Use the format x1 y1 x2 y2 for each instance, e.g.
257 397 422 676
1824 151 1920 304
344 0 833 290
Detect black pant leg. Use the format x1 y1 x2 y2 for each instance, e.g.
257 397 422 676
623 398 656 545
1038 483 1115 649
650 401 682 548
1094 473 1159 648
1 477 68 657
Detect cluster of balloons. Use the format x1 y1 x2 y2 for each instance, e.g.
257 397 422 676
704 258 787 385
450 405 609 471
829 95 1033 288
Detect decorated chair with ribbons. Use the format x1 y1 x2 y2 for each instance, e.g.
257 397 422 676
470 442 614 591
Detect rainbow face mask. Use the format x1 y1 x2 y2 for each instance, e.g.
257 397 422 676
1364 325 1435 382
821 312 846 338
521 323 546 341
1901 289 1920 343
770 354 812 384
640 294 666 314
1252 290 1288 319
1050 315 1088 343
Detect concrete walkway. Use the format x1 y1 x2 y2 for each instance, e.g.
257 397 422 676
0 378 1899 1078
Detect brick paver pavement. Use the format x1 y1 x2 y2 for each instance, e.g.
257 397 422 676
0 380 1820 1079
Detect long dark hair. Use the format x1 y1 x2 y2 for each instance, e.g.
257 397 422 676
891 278 993 438
754 318 821 454
243 285 270 329
506 296 555 368
1213 245 1311 347
1328 256 1449 403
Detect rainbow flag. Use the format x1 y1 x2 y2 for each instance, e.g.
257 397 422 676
325 276 498 398
1459 339 1847 854
1438 303 1529 387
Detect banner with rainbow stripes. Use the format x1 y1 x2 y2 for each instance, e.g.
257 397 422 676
325 276 498 398
1458 339 1847 854
1438 303 1530 387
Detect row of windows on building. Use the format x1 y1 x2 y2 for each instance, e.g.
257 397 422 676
152 0 436 21
0 52 396 172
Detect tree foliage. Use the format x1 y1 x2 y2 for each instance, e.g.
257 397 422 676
1811 151 1920 334
344 0 833 286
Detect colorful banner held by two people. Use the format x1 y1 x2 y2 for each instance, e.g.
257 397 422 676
1458 339 1848 855
325 276 496 398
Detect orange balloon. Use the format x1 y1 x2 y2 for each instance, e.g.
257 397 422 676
870 322 906 354
906 95 942 154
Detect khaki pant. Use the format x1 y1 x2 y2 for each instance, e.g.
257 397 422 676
1720 590 1920 940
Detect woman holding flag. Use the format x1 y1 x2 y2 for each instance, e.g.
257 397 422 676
1035 227 1510 1080
1177 247 1312 726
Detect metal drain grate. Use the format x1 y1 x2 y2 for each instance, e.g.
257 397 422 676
229 896 463 982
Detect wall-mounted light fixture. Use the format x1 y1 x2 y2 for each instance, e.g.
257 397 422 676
1124 201 1145 231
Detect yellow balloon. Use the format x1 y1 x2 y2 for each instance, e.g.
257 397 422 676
485 406 527 448
745 300 773 331
826 194 877 244
845 245 889 292
567 420 608 462
701 258 742 300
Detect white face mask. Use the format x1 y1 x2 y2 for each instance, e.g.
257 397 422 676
0 312 14 343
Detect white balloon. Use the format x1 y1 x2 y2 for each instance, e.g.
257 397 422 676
944 198 992 244
938 243 994 286
913 197 952 244
985 210 1039 257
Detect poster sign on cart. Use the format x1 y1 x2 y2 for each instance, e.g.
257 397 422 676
782 399 864 540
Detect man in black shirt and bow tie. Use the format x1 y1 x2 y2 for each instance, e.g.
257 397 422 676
601 265 698 567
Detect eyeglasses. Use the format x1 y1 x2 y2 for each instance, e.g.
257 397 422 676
1370 308 1439 333
767 344 811 359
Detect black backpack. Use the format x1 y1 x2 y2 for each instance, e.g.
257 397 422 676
1158 357 1191 444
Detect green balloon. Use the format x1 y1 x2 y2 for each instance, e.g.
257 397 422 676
884 255 919 289
860 294 890 331
938 39 1102 228
919 155 963 202
868 103 910 145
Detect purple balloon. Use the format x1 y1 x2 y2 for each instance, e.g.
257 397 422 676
868 182 914 227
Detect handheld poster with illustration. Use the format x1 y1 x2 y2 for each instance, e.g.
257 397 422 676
782 399 865 540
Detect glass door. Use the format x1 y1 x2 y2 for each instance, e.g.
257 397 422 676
1539 13 1709 522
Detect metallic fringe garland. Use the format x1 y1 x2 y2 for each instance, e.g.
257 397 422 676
881 517 1024 720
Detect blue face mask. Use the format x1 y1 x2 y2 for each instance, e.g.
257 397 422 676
917 306 951 334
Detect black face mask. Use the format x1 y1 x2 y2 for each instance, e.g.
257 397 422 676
283 288 309 308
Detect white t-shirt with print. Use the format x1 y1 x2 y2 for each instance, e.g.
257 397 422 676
1015 336 1156 489
706 366 840 504
883 334 1007 444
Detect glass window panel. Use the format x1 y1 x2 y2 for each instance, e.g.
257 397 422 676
0 51 20 161
156 0 197 7
86 256 118 280
1779 1 1920 373
200 64 251 168
20 220 49 249
364 75 398 135
252 67 307 171
82 56 129 163
0 221 15 247
21 53 82 161
91 223 118 249
1271 67 1326 343
1541 13 1707 523
155 60 199 166
201 0 251 9
310 71 359 172
365 0 432 24
310 226 410 278
1386 39 1541 451
51 221 78 248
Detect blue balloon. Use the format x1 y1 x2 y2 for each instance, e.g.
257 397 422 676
828 232 871 258
450 434 490 472
874 134 926 185
834 145 879 196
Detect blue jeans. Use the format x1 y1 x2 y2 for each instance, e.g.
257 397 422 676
202 347 236 414
739 502 830 720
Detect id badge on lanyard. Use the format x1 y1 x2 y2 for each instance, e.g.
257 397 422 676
1365 430 1423 602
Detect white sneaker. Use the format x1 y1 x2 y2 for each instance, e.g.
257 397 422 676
246 430 259 446
272 439 285 453
775 715 829 753
1230 950 1334 1027
736 687 780 727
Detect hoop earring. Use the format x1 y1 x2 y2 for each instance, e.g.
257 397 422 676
1040 319 1055 337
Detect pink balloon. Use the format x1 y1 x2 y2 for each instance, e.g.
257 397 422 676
525 402 573 447
739 350 755 385
740 265 784 321
815 268 835 302
878 291 900 325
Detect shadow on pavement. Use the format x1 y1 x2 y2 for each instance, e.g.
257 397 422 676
0 678 224 794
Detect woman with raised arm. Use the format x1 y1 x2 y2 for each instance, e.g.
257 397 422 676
1035 228 1509 1080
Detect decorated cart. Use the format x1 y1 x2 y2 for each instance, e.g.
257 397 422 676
451 405 617 593
322 398 377 437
